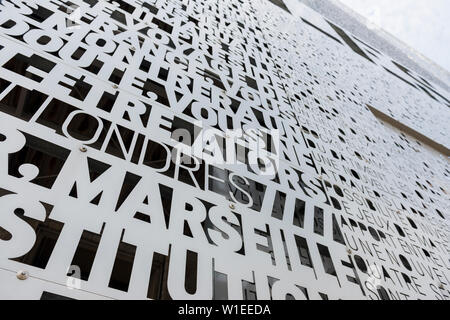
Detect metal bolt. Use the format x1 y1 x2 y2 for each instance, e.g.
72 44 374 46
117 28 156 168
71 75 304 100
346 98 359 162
112 84 119 89
229 203 235 210
439 283 445 290
79 146 87 153
16 270 28 280
347 249 352 255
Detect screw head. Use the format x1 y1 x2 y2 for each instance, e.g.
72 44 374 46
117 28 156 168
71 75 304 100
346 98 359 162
229 203 235 210
347 249 352 255
79 146 87 153
439 283 445 290
16 270 28 280
112 84 119 89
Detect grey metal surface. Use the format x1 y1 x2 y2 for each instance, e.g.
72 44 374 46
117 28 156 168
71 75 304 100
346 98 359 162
295 0 450 92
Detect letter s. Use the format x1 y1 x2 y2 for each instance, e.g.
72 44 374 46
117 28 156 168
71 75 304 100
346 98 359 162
207 206 242 252
0 194 46 259
229 173 254 208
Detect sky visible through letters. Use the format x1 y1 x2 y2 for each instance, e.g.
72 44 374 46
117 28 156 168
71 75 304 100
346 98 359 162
338 0 450 73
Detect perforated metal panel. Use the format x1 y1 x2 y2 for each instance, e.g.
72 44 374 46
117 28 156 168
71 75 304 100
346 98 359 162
0 0 448 300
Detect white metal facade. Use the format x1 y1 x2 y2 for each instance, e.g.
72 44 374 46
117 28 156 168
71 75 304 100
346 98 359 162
0 0 448 300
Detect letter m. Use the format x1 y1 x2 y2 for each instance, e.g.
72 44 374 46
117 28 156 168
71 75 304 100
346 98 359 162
52 152 125 211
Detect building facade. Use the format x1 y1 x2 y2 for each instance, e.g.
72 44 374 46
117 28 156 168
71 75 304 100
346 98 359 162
0 0 449 300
